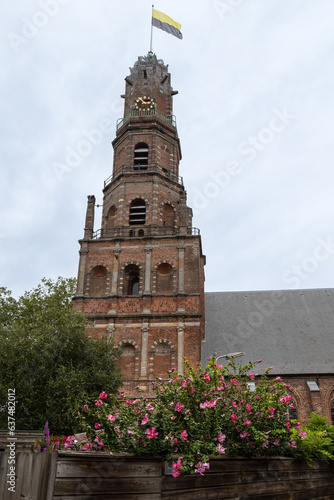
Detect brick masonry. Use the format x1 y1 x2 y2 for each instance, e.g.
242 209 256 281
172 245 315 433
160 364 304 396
73 53 205 396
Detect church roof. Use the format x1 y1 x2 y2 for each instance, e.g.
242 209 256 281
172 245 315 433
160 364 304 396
202 288 334 375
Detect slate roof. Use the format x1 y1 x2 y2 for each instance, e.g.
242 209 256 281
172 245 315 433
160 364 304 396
202 289 334 375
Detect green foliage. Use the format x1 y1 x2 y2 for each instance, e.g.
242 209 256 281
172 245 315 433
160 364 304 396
290 412 334 464
77 357 303 476
0 278 122 435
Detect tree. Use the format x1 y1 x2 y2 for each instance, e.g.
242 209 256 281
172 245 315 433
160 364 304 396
0 277 122 435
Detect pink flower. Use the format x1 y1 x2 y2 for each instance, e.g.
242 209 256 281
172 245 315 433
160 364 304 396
94 423 101 429
240 432 250 438
171 459 182 478
288 438 297 449
215 363 223 369
141 414 149 426
146 403 154 412
231 414 237 422
171 436 177 444
82 442 93 451
146 427 158 439
185 409 190 415
195 461 210 476
200 402 207 409
245 404 252 412
275 377 282 382
218 432 226 443
280 395 292 404
217 443 225 454
268 406 275 415
180 430 188 441
190 387 194 394
204 374 210 382
107 414 115 422
258 359 262 363
285 421 291 431
125 399 132 405
232 401 238 409
83 404 88 410
299 431 307 440
175 402 184 413
295 421 301 429
274 438 279 445
120 392 125 398
99 391 108 399
189 375 193 382
244 419 251 426
95 400 103 407
249 372 255 380
231 378 238 385
182 380 187 388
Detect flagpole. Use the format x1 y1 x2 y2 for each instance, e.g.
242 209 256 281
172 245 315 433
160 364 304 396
150 5 154 52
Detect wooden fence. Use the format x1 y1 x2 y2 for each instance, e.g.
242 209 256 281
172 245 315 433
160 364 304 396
1 451 334 499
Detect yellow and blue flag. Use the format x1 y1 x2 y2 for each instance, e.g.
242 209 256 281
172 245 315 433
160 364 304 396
152 9 183 39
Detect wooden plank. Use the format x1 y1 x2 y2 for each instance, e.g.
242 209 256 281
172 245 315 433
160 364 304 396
46 452 58 500
54 496 162 500
12 451 26 500
163 472 240 491
53 476 162 496
0 453 8 498
162 474 334 500
56 457 162 478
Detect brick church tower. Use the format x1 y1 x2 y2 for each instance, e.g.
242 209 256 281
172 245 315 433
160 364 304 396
73 52 205 394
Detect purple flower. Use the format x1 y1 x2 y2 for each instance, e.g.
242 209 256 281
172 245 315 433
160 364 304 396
43 421 50 449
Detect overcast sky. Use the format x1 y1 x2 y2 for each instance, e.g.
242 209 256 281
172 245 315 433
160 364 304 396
1 0 334 298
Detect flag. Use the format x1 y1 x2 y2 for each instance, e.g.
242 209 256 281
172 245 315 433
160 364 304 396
152 9 182 40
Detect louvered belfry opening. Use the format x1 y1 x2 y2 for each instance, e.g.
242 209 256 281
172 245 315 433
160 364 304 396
129 199 146 225
134 142 148 170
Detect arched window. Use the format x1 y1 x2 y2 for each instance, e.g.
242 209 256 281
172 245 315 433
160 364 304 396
156 263 173 293
331 396 334 424
106 206 116 229
124 264 140 296
153 342 172 379
90 266 107 296
129 199 146 225
288 398 298 420
134 142 148 170
162 203 174 227
120 343 136 380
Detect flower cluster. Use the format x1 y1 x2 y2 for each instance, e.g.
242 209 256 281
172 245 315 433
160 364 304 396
75 358 305 476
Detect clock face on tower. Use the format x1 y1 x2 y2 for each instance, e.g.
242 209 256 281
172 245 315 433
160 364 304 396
135 96 155 110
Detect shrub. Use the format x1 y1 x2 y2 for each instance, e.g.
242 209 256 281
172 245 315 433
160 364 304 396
77 356 305 476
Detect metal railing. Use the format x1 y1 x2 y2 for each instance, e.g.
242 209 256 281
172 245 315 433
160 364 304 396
116 109 176 131
104 163 183 188
92 225 200 240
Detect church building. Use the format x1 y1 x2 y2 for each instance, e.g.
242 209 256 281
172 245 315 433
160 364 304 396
73 52 205 396
73 52 334 421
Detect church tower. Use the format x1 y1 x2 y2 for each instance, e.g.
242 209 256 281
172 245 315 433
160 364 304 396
73 52 205 394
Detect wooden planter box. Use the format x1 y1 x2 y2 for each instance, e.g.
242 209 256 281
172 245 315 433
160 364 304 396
1 451 334 499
